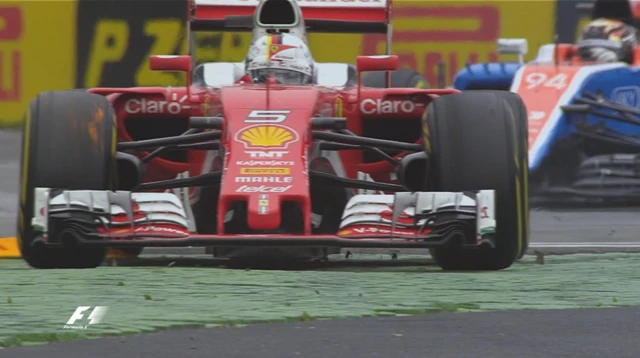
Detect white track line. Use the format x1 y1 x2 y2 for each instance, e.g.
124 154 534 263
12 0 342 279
529 242 640 248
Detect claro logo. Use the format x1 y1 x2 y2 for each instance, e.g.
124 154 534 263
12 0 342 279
360 99 418 115
125 94 191 114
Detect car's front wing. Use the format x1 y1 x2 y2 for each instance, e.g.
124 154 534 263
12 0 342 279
31 188 496 249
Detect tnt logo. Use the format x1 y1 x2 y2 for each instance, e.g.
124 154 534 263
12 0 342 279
63 306 109 330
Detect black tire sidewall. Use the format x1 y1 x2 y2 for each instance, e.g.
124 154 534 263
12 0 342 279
487 91 529 260
424 91 525 270
18 91 116 268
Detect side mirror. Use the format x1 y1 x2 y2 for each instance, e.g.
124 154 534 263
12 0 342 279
356 55 399 97
149 55 192 72
497 38 528 64
149 55 192 96
356 55 399 73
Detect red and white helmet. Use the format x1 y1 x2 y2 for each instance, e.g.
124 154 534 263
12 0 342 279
246 33 314 85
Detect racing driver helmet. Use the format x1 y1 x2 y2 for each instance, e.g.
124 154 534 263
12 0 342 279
245 33 314 85
577 18 637 63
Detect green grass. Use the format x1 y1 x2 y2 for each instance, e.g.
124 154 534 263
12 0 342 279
1 253 640 348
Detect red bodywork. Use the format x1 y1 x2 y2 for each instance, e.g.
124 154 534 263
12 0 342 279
69 0 466 250
88 83 458 237
193 0 389 23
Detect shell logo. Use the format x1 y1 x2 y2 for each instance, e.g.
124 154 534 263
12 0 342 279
235 125 300 149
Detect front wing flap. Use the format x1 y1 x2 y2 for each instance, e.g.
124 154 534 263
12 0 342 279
338 190 496 242
32 188 496 249
32 188 192 239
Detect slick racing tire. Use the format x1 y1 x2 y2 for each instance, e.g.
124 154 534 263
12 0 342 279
424 91 529 270
361 69 430 89
18 91 116 269
490 91 529 260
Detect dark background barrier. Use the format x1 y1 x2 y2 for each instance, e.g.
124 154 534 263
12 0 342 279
76 0 186 88
557 0 588 43
75 0 253 88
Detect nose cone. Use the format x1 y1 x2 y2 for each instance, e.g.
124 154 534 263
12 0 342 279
217 86 320 232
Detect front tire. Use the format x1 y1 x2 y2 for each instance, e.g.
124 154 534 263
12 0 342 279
18 91 116 269
424 91 528 270
491 91 529 260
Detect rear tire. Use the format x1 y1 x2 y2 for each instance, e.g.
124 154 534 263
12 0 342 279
362 69 430 88
18 91 116 269
424 91 528 270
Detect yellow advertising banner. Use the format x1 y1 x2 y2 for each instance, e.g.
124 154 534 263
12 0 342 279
187 1 556 87
76 1 556 89
0 0 557 123
0 1 76 125
310 0 556 86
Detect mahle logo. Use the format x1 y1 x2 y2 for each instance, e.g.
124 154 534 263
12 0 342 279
63 306 109 330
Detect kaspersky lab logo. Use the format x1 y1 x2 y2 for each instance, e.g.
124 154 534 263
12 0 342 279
235 125 300 149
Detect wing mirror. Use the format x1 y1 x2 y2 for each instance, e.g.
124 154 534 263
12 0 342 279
497 39 528 64
149 55 192 96
150 55 192 72
356 55 399 99
356 55 399 73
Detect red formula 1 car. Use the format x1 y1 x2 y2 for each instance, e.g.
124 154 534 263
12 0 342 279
18 0 528 270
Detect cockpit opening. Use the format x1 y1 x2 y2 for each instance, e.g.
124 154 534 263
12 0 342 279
258 0 297 26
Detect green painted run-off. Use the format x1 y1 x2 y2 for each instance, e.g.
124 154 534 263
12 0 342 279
1 253 639 347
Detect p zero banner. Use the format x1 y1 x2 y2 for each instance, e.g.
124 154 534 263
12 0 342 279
76 0 187 88
76 0 251 88
0 1 76 124
352 0 556 86
76 0 557 89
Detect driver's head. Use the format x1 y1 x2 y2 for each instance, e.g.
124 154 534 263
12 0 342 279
245 33 314 85
577 18 637 63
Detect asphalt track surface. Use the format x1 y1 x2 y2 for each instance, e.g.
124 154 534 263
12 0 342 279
3 306 640 358
2 128 640 357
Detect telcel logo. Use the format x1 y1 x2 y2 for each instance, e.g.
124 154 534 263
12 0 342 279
236 185 292 193
360 99 417 115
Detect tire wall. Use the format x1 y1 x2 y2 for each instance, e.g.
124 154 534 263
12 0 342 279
0 0 594 125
